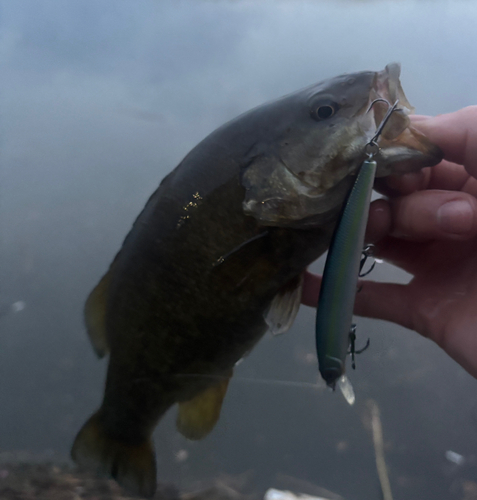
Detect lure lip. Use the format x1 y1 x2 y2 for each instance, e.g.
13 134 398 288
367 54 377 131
321 354 345 386
321 366 342 389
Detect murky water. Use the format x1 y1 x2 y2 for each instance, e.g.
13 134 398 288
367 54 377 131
2 2 477 499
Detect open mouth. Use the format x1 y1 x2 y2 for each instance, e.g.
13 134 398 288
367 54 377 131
374 63 414 113
368 63 413 141
368 63 443 175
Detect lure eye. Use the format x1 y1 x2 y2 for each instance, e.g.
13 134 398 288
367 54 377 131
311 101 340 121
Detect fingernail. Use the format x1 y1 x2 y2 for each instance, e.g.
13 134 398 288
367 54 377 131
437 200 474 234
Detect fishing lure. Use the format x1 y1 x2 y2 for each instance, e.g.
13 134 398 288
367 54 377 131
315 99 399 398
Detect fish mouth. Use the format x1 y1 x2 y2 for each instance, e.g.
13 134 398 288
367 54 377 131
368 63 443 176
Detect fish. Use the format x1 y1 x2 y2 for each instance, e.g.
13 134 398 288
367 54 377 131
71 63 442 497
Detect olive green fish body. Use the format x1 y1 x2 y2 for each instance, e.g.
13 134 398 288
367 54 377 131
102 175 331 437
72 64 442 497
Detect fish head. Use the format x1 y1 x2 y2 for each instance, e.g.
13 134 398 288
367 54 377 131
241 63 443 227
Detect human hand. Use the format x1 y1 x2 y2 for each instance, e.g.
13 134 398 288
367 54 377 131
302 106 477 378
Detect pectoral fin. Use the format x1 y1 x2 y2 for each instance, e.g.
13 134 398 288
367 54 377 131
176 371 232 440
84 271 112 358
264 273 304 335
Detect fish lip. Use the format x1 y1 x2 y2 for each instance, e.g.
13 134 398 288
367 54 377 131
374 63 414 112
366 63 443 171
365 64 410 123
348 65 408 146
366 63 411 132
366 64 408 110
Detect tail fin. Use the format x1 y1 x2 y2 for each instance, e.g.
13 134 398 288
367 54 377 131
71 411 157 498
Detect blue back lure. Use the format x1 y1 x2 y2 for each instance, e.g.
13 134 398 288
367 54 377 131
315 99 399 401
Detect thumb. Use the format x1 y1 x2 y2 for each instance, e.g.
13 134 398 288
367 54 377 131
411 107 477 177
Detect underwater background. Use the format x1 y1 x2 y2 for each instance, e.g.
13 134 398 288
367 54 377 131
2 1 477 499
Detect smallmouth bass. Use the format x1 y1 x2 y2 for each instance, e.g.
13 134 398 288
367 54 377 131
72 64 442 497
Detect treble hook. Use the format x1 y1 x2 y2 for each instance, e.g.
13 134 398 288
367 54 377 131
359 244 376 278
347 325 370 370
365 98 400 157
356 245 376 295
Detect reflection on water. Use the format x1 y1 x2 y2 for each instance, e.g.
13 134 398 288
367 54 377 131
2 1 477 499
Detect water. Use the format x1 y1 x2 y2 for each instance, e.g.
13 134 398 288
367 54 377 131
2 2 477 499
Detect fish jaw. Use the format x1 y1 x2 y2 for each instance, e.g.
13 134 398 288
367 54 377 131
370 63 443 176
375 125 443 176
241 64 442 228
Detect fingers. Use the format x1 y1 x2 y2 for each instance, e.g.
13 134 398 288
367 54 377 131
426 161 470 191
367 190 477 245
382 168 431 195
365 199 391 243
371 236 430 275
353 280 413 330
462 176 477 198
376 161 470 197
390 190 477 241
302 271 415 333
301 271 321 307
410 107 477 177
378 108 477 197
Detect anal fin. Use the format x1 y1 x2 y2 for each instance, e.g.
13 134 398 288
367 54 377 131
176 371 232 440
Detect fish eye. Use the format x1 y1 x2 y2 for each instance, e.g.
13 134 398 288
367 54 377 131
311 101 340 121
